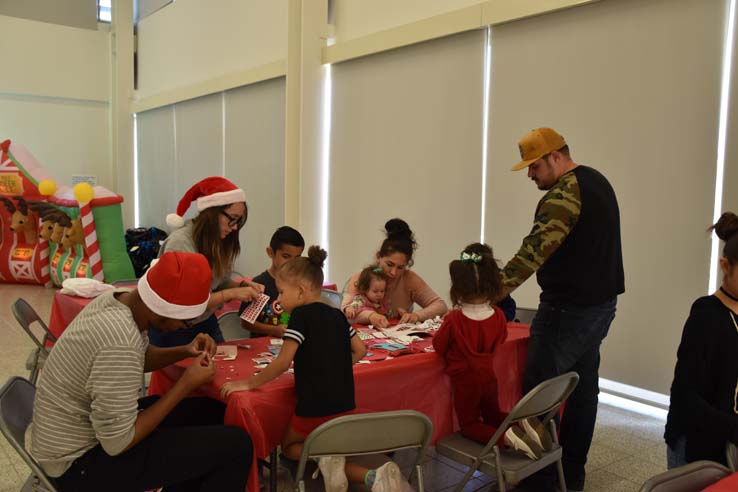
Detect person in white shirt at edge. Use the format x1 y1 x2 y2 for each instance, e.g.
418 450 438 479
28 251 253 492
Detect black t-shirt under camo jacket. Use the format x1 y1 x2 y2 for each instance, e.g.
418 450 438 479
501 165 624 306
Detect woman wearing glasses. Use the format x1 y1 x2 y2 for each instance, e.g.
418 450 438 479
148 176 263 347
665 211 738 468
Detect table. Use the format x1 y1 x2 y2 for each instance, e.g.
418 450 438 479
47 282 338 340
702 472 738 491
147 322 531 492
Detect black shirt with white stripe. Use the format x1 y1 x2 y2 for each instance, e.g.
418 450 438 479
283 302 357 417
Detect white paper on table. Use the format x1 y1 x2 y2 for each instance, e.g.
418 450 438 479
213 345 237 361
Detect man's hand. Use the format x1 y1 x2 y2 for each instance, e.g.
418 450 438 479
181 352 216 390
187 333 217 358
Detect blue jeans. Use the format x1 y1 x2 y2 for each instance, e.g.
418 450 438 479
667 436 688 470
523 298 617 486
147 313 224 347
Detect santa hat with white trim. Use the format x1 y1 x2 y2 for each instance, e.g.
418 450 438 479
138 251 212 319
166 176 246 229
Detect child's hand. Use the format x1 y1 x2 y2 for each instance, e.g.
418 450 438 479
220 380 252 399
271 324 287 338
345 307 356 319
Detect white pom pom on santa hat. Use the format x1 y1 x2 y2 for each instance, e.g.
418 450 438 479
166 176 246 229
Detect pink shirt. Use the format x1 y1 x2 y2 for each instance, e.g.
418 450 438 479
342 269 448 324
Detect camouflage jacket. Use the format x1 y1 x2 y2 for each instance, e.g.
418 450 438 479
501 170 581 292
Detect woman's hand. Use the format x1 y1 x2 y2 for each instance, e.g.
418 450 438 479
221 380 252 399
368 312 389 328
398 308 420 324
230 286 261 303
241 279 265 294
186 333 217 358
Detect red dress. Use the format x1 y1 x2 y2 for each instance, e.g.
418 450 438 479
433 307 508 444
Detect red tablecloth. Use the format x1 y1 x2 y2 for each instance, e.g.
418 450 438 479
147 322 530 492
47 282 339 340
702 472 738 491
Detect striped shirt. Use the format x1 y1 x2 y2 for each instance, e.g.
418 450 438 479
28 291 148 477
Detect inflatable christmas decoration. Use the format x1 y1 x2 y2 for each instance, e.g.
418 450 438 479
0 139 134 286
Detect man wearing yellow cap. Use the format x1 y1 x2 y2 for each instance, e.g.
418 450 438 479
501 128 624 491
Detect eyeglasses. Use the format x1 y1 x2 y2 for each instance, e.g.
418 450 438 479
221 210 245 228
182 318 197 328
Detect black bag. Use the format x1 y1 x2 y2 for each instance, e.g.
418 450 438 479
124 227 168 278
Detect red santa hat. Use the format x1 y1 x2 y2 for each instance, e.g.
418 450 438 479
137 251 212 319
166 176 246 229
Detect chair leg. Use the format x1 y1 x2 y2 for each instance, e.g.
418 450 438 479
453 460 480 492
416 464 424 492
494 448 506 492
555 458 567 492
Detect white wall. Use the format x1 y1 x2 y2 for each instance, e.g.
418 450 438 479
136 0 287 98
0 15 112 188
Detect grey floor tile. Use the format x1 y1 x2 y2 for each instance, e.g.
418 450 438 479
602 455 666 486
585 442 631 472
583 468 641 492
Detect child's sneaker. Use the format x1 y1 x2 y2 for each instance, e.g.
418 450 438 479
504 426 544 460
318 456 348 492
372 461 408 492
521 417 553 452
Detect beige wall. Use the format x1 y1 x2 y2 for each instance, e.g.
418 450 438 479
0 0 98 30
135 0 287 98
0 15 112 188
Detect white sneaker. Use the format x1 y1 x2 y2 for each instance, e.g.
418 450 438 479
372 461 409 492
521 417 553 452
504 426 543 460
318 456 348 492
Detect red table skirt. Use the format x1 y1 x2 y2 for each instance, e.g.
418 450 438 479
148 323 530 492
702 472 738 491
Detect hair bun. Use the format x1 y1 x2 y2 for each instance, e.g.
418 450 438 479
385 218 415 243
713 212 738 242
306 245 327 268
462 242 494 263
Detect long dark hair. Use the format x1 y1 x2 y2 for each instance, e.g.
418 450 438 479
448 243 502 306
192 204 247 279
379 218 417 266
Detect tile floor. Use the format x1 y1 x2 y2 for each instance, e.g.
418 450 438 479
0 283 667 492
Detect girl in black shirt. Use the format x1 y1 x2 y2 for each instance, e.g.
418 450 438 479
665 212 738 467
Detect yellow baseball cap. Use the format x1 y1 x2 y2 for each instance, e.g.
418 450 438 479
511 127 567 171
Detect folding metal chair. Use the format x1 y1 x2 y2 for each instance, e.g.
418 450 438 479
295 410 433 492
0 377 58 492
726 441 737 472
217 311 250 341
436 372 579 492
639 460 731 491
11 298 56 385
319 289 342 309
514 307 538 325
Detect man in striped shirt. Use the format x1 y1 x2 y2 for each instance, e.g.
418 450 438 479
29 252 253 492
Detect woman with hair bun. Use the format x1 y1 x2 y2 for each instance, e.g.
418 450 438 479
664 211 738 468
342 218 448 328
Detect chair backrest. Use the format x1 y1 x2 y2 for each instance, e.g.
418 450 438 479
639 460 731 492
507 372 579 424
12 298 56 350
727 441 737 472
217 311 250 341
295 410 433 482
320 289 342 309
0 377 58 492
